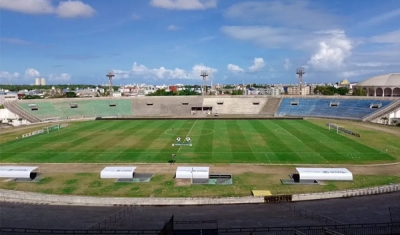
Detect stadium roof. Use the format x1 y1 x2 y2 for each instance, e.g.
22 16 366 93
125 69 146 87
357 73 400 87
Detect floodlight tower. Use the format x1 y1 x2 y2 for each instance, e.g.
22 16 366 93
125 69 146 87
106 71 115 97
200 70 208 96
296 67 305 96
210 70 213 95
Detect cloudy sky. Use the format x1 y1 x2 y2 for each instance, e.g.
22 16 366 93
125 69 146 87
0 0 399 85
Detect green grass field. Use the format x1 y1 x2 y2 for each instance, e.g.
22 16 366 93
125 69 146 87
0 119 395 164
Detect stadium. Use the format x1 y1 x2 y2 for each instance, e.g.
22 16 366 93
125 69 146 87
1 82 400 234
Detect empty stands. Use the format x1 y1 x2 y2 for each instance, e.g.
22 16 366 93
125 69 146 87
260 97 282 115
15 98 134 121
202 97 267 115
131 96 203 116
275 97 393 120
10 96 396 122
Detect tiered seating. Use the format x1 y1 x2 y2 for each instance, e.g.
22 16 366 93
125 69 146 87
90 100 133 117
18 101 66 120
131 96 203 116
51 100 95 118
260 97 282 115
15 98 135 120
202 98 267 114
275 98 393 119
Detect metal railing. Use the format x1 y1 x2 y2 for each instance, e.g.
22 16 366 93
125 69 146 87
86 206 136 230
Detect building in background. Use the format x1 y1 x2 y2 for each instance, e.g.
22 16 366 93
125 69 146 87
34 78 46 85
287 86 310 95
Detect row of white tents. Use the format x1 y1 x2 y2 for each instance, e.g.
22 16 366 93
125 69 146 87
0 166 353 181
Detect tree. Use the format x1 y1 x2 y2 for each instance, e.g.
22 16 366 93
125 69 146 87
65 92 78 98
147 89 176 96
381 117 388 125
178 89 199 96
231 90 243 95
352 87 367 96
337 87 349 95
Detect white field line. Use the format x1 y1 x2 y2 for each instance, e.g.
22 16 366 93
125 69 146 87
2 151 383 156
273 124 333 164
2 162 400 167
177 120 197 153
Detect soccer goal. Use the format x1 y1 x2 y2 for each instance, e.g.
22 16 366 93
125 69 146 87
326 123 361 137
327 123 341 133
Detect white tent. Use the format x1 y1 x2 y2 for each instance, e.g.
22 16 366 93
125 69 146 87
176 167 209 179
100 166 136 179
296 167 353 181
0 166 38 179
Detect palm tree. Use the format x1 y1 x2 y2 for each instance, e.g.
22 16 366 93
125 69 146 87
381 117 388 125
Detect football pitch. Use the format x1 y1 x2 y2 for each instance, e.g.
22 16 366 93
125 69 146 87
0 119 395 164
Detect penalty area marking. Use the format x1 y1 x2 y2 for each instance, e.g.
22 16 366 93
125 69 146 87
273 128 302 142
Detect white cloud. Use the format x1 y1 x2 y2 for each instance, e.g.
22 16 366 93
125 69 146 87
227 64 244 73
354 62 395 67
113 62 217 80
0 71 20 81
0 0 53 14
284 59 292 70
221 26 298 49
340 69 384 78
0 37 32 45
224 1 337 30
56 1 95 18
24 68 40 78
360 8 400 26
307 30 352 71
48 73 71 82
131 13 141 20
150 0 217 10
248 58 265 72
167 24 180 31
370 30 400 44
0 0 95 18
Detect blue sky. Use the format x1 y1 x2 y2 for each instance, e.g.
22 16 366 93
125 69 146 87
0 0 400 85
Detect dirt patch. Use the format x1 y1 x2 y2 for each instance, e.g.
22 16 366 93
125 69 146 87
1 163 398 176
175 179 191 187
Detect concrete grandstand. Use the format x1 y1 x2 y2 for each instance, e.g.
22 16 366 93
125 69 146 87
3 95 400 124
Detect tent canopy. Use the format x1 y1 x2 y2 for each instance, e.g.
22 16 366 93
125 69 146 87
296 167 353 181
0 166 38 179
100 166 136 179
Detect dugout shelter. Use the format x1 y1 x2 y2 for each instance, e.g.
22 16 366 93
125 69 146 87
0 166 39 180
175 167 209 179
100 166 136 179
294 167 353 181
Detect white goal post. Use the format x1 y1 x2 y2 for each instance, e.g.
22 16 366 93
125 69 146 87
327 123 341 133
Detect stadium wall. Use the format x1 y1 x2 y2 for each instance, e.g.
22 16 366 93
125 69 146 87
1 183 399 206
